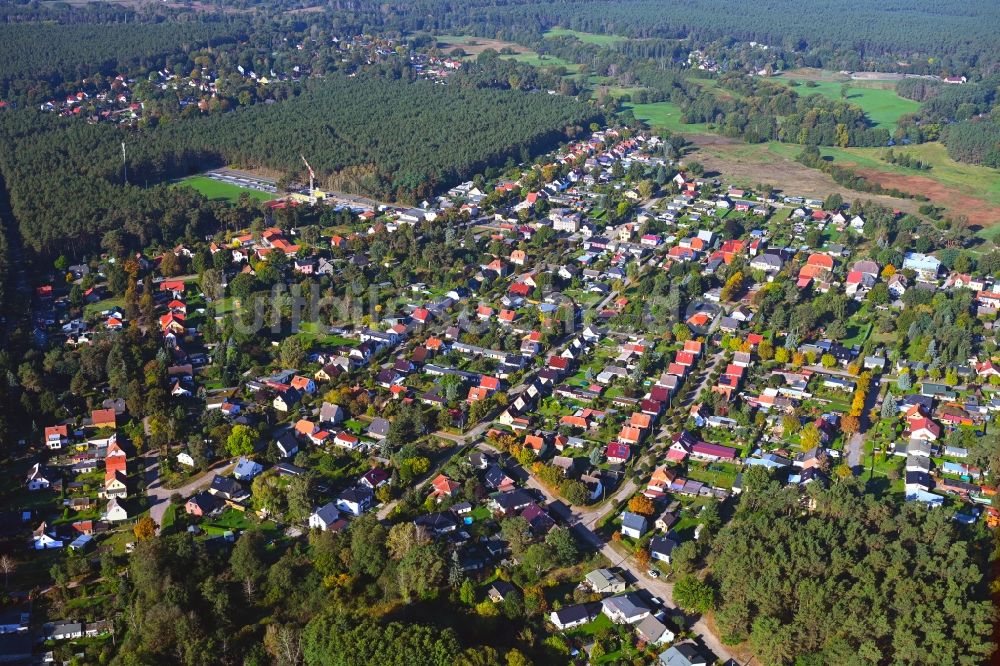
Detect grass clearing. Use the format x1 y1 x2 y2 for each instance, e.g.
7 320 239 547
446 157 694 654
544 28 627 46
620 101 713 135
175 175 277 203
501 52 578 69
775 70 919 129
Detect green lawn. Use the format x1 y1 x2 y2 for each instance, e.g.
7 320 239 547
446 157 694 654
501 52 578 69
295 322 358 347
620 101 714 135
544 28 627 46
175 175 277 203
84 295 125 320
566 613 613 638
161 503 178 531
202 507 253 534
842 322 873 348
776 72 919 129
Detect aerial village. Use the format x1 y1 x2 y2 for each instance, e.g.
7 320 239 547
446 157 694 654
5 122 998 664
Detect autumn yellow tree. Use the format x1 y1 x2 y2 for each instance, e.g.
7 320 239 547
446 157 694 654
134 516 157 541
628 494 655 516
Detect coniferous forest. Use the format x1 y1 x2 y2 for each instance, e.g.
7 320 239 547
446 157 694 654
0 76 600 256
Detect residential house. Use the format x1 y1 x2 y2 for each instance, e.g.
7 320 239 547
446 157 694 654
104 498 129 522
602 593 651 624
636 616 675 646
233 457 263 482
550 604 597 630
186 491 223 517
659 643 709 666
585 568 627 594
621 512 648 539
336 487 373 516
309 502 344 532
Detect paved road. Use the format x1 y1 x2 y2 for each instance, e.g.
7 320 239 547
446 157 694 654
681 348 728 408
143 453 233 526
501 459 731 661
845 432 865 470
473 441 734 663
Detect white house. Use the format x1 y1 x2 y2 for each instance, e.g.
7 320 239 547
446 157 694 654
309 502 342 531
25 463 52 491
177 452 195 467
336 487 373 517
620 512 648 539
105 498 129 523
549 604 597 630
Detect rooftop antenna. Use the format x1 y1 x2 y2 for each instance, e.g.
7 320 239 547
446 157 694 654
300 154 315 202
121 141 127 185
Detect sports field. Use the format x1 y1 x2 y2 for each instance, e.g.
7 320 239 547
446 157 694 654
176 175 277 202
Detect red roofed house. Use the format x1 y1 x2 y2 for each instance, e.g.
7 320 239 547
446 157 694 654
675 351 696 367
618 426 643 445
45 425 69 449
606 442 631 464
290 376 316 394
630 412 652 430
549 356 571 372
411 308 431 325
430 474 461 500
683 340 703 356
690 441 737 462
509 282 531 298
908 417 941 441
977 360 1000 378
159 280 185 295
91 409 117 430
159 312 186 335
561 414 590 430
524 434 547 456
467 386 491 402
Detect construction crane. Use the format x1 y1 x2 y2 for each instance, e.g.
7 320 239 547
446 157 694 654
300 155 315 202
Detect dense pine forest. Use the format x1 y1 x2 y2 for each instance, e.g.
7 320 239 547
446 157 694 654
0 76 599 256
347 0 1000 75
0 21 247 99
709 469 995 665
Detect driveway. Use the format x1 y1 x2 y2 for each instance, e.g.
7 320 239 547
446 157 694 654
143 453 233 526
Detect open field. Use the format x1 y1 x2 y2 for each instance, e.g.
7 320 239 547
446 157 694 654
175 175 278 203
435 34 533 57
801 142 1000 228
620 101 714 135
544 28 627 45
502 52 578 69
690 136 1000 228
688 136 924 214
775 69 919 129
